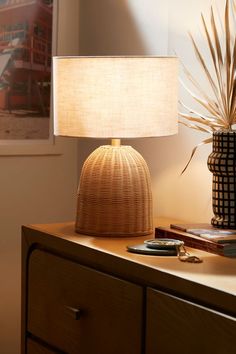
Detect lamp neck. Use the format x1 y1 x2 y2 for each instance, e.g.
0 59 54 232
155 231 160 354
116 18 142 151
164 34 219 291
111 139 121 147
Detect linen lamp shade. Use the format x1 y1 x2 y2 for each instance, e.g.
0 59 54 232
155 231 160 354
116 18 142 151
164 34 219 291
53 56 178 236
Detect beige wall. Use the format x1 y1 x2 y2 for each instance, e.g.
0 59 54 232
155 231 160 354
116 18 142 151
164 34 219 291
79 0 168 55
2 0 224 351
0 1 79 353
78 0 224 223
154 0 223 221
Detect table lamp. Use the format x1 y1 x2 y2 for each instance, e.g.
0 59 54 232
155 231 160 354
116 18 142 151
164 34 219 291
53 56 178 237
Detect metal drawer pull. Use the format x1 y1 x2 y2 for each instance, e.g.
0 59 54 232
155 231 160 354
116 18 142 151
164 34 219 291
66 306 82 320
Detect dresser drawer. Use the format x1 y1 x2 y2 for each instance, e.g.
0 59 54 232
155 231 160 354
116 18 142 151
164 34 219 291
146 288 236 354
27 249 143 354
27 339 57 354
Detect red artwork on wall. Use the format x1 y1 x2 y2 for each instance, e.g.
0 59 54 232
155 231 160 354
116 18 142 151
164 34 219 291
0 0 53 139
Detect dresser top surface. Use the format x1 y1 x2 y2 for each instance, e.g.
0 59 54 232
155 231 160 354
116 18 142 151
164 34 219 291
23 218 236 301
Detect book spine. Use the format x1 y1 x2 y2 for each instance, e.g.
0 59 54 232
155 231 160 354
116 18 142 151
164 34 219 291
170 224 187 232
155 228 224 256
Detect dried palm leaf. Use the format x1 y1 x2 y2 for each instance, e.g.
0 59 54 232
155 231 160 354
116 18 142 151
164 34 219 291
181 137 213 174
180 0 236 171
211 6 223 67
180 60 227 120
189 33 222 102
201 14 225 104
179 100 218 121
225 0 231 116
180 79 226 123
179 113 223 130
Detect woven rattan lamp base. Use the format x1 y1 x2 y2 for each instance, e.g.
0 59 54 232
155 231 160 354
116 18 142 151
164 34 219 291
75 145 153 237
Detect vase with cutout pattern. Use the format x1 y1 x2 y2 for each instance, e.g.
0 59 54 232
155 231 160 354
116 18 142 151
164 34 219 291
207 130 236 229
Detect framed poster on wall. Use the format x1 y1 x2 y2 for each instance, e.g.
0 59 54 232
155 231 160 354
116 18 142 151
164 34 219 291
0 0 60 155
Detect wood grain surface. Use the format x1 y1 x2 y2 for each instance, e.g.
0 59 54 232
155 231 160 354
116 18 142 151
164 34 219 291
22 217 236 354
28 249 143 354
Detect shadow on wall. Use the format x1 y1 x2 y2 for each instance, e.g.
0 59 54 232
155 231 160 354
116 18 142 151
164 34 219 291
79 0 146 55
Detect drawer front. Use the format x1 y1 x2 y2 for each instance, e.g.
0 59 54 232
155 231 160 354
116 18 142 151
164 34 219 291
146 288 236 354
27 339 58 354
28 250 143 354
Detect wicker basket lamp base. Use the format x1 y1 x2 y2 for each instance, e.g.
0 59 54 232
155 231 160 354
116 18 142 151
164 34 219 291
75 144 153 237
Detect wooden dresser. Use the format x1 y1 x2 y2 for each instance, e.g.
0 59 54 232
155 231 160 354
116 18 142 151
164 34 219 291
22 220 236 354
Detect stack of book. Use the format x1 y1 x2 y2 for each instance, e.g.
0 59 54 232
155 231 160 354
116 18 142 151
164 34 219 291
155 223 236 257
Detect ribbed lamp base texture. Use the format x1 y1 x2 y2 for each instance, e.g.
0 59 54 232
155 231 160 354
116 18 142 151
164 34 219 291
75 145 153 237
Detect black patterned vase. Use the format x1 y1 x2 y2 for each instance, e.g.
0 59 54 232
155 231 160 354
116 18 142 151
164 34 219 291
207 131 236 229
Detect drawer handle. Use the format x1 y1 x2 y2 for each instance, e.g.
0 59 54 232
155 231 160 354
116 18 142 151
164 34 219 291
66 306 82 320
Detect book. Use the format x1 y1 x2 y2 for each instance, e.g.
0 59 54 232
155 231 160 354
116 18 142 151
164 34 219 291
170 223 236 244
155 226 236 257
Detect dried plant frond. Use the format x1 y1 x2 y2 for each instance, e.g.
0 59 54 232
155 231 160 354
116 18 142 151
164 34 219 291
180 79 226 123
179 113 223 130
181 137 213 174
179 100 219 121
180 0 236 171
179 120 212 133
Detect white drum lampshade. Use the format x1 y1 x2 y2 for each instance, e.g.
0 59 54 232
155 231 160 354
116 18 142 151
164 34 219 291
53 56 178 236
